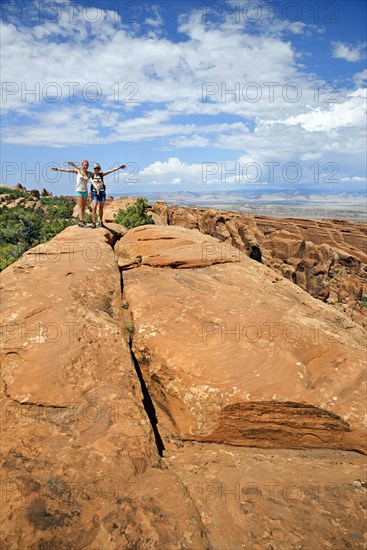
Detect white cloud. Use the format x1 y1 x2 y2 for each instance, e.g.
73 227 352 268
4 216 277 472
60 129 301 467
145 5 164 28
168 135 210 148
270 88 367 133
300 153 322 161
332 41 366 62
340 177 367 183
140 157 206 186
0 5 319 121
354 69 367 86
142 157 183 175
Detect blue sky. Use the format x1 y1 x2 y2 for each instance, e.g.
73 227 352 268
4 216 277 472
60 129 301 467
1 0 366 195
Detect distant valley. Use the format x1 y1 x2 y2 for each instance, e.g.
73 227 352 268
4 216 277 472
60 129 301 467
113 190 366 221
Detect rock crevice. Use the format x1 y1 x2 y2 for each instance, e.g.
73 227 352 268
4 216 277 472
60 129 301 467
117 224 366 455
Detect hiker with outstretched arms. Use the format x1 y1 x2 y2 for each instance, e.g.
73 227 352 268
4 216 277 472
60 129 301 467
51 160 93 227
90 163 126 228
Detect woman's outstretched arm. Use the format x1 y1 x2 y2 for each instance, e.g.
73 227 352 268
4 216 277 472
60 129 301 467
102 164 126 177
51 161 81 173
51 166 77 173
68 161 82 171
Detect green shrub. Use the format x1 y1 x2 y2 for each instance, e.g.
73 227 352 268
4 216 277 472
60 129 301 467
114 197 154 229
0 198 74 271
40 197 74 218
0 186 28 199
0 242 28 270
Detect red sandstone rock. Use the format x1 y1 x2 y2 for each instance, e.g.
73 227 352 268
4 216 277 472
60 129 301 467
168 444 366 550
115 225 241 269
29 189 40 199
1 222 366 548
152 203 367 326
0 226 208 549
119 225 366 453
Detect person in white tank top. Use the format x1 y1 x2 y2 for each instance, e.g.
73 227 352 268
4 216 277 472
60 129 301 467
51 160 93 227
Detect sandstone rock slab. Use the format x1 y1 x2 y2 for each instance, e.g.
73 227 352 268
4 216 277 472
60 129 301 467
0 226 208 549
115 224 241 269
121 226 366 453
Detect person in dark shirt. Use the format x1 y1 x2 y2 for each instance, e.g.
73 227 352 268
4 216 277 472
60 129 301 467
90 163 126 227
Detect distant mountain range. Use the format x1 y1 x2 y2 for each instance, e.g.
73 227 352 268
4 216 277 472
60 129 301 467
111 189 366 221
113 189 366 205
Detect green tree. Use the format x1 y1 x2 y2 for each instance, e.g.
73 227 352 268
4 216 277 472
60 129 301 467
0 186 28 199
0 197 75 271
114 198 154 229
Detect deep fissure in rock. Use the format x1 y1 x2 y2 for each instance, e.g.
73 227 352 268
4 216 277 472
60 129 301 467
129 340 165 457
113 234 165 457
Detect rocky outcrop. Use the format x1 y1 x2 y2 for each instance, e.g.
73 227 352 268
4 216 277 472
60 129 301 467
1 223 366 548
2 184 52 197
115 225 240 269
29 189 40 199
72 197 137 221
118 226 366 454
0 225 208 549
152 203 367 326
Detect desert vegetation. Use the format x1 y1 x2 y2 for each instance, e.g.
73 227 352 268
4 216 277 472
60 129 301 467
0 187 74 270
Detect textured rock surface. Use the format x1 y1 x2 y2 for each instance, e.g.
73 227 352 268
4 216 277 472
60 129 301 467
167 444 367 550
115 224 240 269
1 222 366 549
152 202 367 326
0 225 208 549
119 226 366 453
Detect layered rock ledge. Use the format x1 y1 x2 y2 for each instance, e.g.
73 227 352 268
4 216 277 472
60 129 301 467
118 225 366 453
152 202 367 327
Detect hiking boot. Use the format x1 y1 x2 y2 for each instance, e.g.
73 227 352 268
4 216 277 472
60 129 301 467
90 222 96 228
78 220 87 228
98 221 104 227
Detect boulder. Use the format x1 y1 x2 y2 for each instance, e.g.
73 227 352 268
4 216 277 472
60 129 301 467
115 225 242 269
119 226 366 453
29 189 40 199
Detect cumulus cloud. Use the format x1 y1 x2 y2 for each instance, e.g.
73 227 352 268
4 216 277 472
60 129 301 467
332 41 366 62
354 69 367 86
140 157 205 185
269 89 367 133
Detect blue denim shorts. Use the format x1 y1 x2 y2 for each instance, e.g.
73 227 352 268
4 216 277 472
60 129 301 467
91 190 106 203
75 191 88 199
